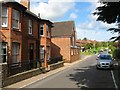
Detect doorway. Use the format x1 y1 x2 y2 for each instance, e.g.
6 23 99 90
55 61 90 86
29 43 34 68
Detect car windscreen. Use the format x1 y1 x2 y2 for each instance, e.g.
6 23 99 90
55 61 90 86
99 55 112 60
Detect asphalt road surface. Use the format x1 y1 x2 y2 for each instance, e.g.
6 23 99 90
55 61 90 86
21 55 118 89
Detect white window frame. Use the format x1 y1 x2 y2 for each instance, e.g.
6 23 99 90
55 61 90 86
40 24 44 36
12 9 20 29
12 43 20 63
46 25 51 38
46 25 49 37
0 42 8 63
2 7 8 27
71 49 74 55
28 19 33 34
47 46 50 60
40 46 44 60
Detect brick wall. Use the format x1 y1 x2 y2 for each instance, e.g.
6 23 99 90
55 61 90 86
21 12 39 61
0 66 2 88
71 48 80 62
51 37 71 63
0 63 8 88
0 62 64 87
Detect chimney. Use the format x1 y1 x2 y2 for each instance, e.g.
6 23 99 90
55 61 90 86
20 0 30 10
38 13 40 18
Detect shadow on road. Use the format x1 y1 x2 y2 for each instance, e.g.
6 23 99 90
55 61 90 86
67 64 118 90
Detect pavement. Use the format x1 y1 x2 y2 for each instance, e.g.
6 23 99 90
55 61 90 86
3 55 92 89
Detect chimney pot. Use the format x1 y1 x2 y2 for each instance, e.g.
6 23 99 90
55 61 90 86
38 13 40 18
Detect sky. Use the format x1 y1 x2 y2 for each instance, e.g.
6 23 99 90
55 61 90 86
16 0 118 41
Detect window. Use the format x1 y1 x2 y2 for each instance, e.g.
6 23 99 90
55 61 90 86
28 19 33 34
12 43 20 63
46 25 50 38
40 46 44 60
71 49 74 55
29 43 34 60
12 9 20 29
40 24 44 36
0 42 8 63
47 46 50 60
46 25 49 37
2 7 8 27
72 36 75 46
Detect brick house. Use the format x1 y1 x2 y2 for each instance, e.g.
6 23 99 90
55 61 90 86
0 2 28 64
0 1 41 69
0 1 53 74
39 19 53 68
51 21 80 63
21 0 53 68
21 9 40 68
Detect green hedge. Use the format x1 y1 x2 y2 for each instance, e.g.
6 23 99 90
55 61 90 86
113 48 120 61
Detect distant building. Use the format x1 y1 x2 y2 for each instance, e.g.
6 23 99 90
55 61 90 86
51 21 80 63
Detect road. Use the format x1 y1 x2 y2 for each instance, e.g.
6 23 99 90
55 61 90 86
21 55 118 89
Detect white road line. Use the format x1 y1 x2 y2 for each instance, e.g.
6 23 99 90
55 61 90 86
111 70 118 90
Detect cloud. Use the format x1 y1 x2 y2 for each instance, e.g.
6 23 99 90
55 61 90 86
75 1 118 41
76 26 118 41
30 0 75 21
76 15 117 34
69 12 78 19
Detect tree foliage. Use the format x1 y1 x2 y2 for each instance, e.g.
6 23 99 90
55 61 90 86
83 37 88 41
84 43 93 49
93 1 120 24
93 1 120 41
113 48 120 60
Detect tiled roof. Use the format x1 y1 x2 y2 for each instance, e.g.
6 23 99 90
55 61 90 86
3 1 27 11
76 40 97 46
51 21 75 37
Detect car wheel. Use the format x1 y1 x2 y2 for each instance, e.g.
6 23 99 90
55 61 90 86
96 66 99 70
111 67 114 70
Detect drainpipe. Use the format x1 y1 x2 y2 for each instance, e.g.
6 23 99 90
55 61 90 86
0 3 2 62
8 7 12 64
38 15 40 67
44 23 48 68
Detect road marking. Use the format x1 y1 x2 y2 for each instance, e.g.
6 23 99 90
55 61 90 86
111 70 118 90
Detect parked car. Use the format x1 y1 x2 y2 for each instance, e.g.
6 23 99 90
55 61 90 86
96 54 114 69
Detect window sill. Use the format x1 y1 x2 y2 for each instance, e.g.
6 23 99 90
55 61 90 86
2 26 8 27
47 36 51 38
40 35 44 37
28 34 33 36
12 28 20 31
12 29 22 33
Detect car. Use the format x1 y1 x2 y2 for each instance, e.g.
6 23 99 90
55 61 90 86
96 54 114 69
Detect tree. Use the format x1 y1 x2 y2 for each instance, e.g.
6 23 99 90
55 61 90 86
84 43 93 49
83 37 88 41
93 1 120 41
93 1 120 24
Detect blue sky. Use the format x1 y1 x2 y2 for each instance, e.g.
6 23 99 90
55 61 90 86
18 0 118 41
